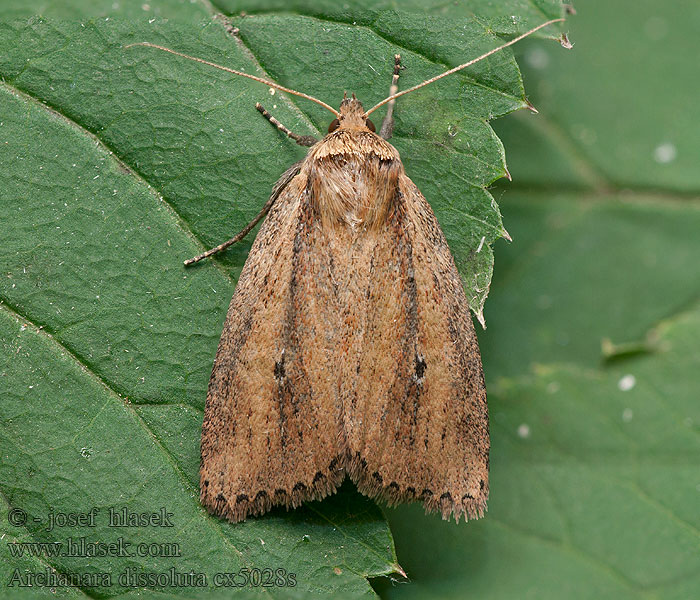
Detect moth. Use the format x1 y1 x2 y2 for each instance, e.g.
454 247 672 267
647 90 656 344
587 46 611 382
130 18 562 523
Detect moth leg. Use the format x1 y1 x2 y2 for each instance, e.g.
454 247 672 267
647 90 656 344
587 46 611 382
184 160 303 266
379 54 402 140
255 103 318 147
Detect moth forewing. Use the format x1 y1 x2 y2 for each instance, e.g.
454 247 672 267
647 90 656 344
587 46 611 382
345 171 489 522
200 170 347 522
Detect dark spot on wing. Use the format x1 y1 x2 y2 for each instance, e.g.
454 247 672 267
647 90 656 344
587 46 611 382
415 353 427 381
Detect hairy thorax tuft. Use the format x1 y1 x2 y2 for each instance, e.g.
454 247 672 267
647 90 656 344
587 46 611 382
305 130 403 230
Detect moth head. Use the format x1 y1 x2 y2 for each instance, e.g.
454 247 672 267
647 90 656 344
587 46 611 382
328 93 376 133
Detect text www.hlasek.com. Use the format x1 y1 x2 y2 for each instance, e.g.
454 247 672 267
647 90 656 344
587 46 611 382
6 506 298 589
7 537 179 558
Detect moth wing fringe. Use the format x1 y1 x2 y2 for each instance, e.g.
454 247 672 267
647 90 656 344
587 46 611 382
348 453 488 523
201 457 347 523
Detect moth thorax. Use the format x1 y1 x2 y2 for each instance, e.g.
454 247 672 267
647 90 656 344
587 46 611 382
310 154 401 230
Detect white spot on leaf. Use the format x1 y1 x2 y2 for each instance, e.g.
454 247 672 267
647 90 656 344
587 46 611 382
618 374 636 391
517 424 530 439
653 143 676 164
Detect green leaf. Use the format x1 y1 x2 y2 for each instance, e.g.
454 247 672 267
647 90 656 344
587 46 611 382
381 298 700 599
374 2 700 599
0 1 566 596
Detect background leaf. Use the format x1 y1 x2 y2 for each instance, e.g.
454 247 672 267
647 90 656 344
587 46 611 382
0 0 566 597
376 1 700 599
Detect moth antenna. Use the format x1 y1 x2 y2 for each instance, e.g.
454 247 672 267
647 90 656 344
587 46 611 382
125 42 340 117
364 18 565 116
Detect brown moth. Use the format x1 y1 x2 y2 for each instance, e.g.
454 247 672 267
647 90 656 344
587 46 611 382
129 18 563 523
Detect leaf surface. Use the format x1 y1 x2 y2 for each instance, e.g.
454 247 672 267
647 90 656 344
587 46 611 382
0 1 565 596
377 2 700 598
